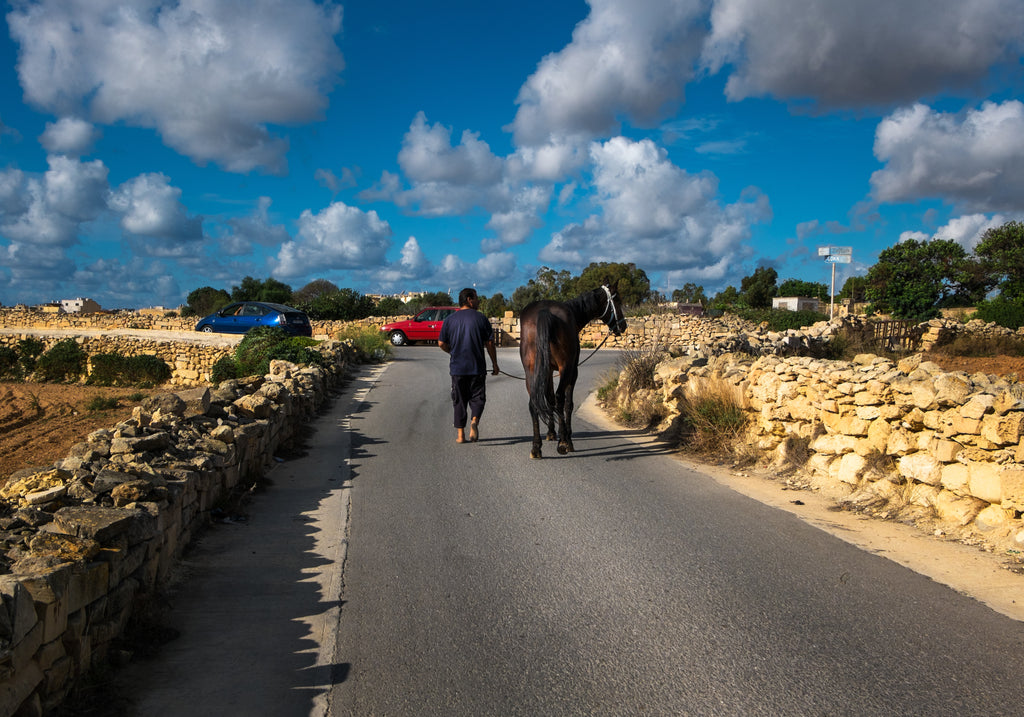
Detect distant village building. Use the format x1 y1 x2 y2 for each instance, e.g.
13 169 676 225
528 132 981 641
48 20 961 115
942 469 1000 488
772 296 822 313
59 297 102 314
676 303 705 316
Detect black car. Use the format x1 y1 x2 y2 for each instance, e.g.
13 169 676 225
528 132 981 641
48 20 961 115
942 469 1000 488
195 301 313 336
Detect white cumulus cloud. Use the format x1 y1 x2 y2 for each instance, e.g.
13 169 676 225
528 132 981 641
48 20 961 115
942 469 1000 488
870 101 1024 212
108 173 204 242
511 0 707 147
274 201 392 277
8 0 344 174
701 0 1024 107
39 117 101 156
540 137 771 271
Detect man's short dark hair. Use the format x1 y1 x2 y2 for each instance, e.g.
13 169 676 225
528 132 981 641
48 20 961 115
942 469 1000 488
458 288 477 306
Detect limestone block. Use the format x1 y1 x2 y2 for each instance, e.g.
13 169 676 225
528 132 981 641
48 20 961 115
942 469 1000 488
961 394 994 420
898 453 942 485
932 439 963 463
968 462 1005 504
933 374 972 406
0 660 43 717
0 577 38 645
810 433 859 455
50 506 155 547
975 504 1013 531
980 412 1024 446
835 453 868 484
934 490 985 526
854 405 882 420
941 462 970 493
911 382 938 410
886 428 916 456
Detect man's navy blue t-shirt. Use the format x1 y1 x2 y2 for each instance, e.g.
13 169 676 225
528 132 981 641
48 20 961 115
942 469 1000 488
439 308 492 376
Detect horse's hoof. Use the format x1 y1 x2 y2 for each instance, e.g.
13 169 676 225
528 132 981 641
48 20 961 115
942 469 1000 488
530 451 542 459
557 444 568 455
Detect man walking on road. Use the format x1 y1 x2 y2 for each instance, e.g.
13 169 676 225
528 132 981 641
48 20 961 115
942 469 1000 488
439 287 499 444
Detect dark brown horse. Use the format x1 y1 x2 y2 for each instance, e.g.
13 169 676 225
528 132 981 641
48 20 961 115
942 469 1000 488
519 283 627 458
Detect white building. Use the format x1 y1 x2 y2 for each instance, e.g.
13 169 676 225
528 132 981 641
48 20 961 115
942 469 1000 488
772 296 822 313
59 297 103 314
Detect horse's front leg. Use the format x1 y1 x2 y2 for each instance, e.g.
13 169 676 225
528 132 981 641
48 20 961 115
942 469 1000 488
529 401 543 459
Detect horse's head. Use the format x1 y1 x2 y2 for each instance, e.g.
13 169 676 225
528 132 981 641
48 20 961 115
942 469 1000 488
600 283 627 336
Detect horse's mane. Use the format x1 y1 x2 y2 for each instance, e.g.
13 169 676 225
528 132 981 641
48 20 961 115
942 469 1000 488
563 286 606 328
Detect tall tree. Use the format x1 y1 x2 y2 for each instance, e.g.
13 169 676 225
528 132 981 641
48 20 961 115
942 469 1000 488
575 262 651 306
293 279 340 305
838 276 868 302
777 279 827 301
231 276 293 305
865 238 978 320
974 220 1024 301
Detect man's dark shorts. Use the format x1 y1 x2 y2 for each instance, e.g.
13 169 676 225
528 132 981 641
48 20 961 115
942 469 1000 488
451 374 486 428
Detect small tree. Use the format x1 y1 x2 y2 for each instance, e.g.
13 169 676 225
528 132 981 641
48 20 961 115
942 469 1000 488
672 283 707 305
740 266 778 309
186 286 231 317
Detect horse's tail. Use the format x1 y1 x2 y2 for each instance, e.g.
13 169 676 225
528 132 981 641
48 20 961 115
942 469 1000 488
529 308 556 423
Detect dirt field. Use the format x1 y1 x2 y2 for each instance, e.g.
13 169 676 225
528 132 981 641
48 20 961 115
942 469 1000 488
0 382 164 480
2 352 1024 482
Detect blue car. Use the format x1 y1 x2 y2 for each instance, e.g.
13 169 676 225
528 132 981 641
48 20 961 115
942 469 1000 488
195 301 313 337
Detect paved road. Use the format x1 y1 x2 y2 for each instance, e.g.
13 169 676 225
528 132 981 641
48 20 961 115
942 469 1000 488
117 346 1024 715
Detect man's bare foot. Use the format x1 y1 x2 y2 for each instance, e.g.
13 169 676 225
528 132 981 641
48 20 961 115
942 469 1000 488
457 428 466 443
469 419 479 442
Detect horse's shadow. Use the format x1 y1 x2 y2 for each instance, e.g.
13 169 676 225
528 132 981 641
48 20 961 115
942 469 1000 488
483 427 674 461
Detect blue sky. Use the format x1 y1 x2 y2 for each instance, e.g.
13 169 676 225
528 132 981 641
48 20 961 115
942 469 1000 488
1 0 1023 310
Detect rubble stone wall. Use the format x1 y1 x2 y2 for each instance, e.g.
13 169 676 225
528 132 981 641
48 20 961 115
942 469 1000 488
647 351 1024 548
0 344 356 716
0 333 232 387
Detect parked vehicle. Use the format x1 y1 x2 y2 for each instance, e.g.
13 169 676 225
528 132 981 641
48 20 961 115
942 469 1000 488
195 301 312 337
380 306 458 346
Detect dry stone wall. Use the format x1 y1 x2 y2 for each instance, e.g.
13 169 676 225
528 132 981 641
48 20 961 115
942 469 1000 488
648 351 1024 551
0 344 356 716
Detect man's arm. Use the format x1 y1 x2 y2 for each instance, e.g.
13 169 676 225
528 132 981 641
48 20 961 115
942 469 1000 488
486 339 498 375
439 340 451 354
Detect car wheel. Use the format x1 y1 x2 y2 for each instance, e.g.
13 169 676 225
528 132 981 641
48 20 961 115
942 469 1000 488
201 325 214 333
389 331 407 346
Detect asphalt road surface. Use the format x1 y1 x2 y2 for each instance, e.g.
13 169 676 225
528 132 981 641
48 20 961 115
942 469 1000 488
325 347 1024 716
118 345 1024 716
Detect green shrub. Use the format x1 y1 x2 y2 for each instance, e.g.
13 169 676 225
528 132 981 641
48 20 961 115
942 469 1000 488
732 307 829 331
34 339 87 383
87 354 172 387
0 346 20 380
234 328 325 377
973 297 1024 330
17 337 44 375
85 396 120 411
211 356 239 384
334 325 392 362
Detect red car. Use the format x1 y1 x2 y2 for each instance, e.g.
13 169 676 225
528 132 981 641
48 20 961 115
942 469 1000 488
380 306 459 346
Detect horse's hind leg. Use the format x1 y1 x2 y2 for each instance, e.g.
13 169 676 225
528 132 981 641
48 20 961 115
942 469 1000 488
529 401 543 459
562 382 576 453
